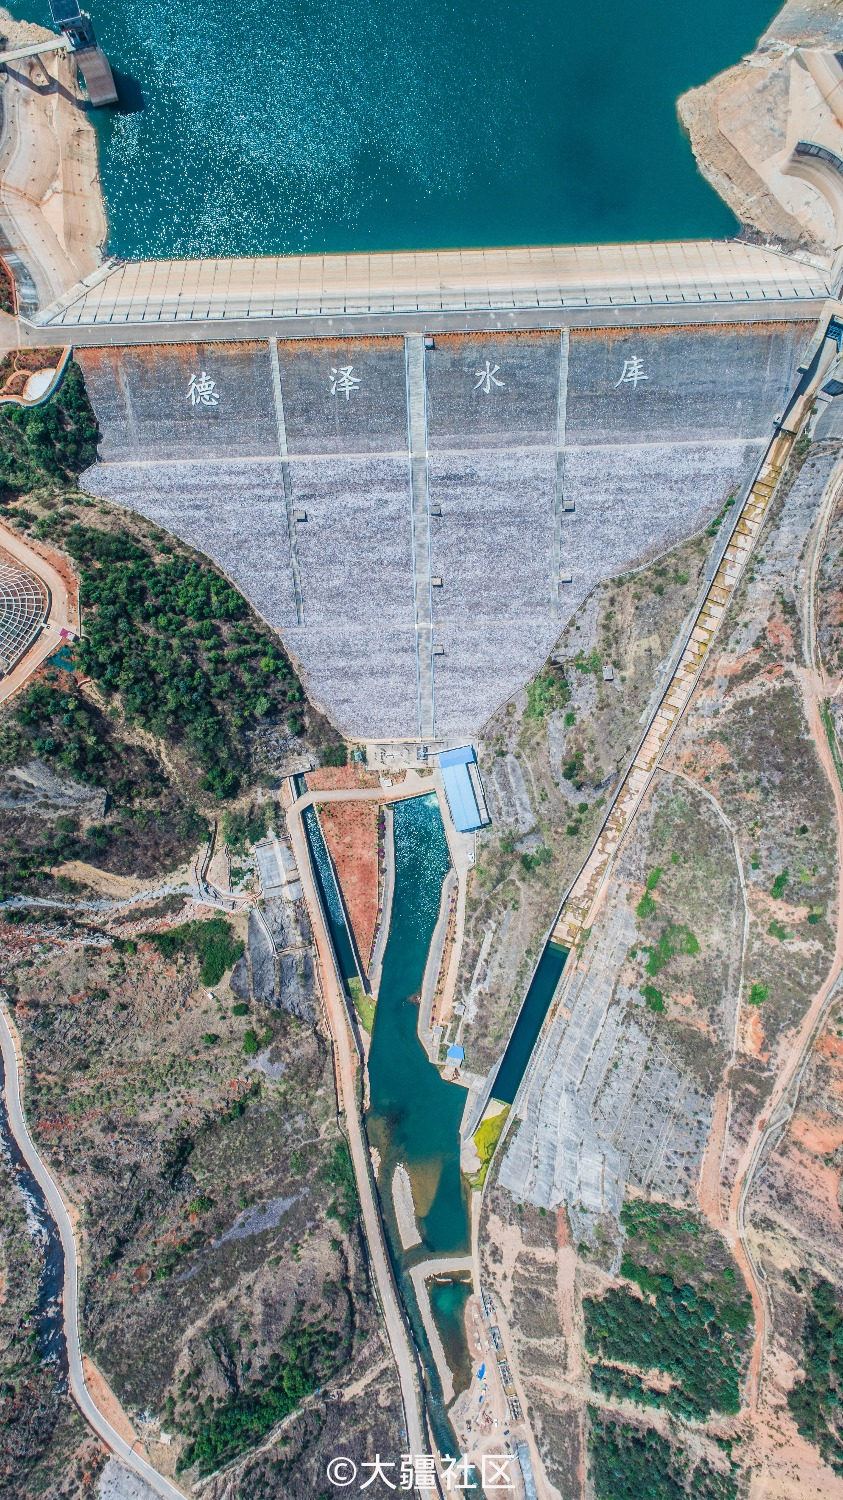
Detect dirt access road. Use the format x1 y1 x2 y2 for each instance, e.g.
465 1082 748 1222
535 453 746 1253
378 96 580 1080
728 457 843 1410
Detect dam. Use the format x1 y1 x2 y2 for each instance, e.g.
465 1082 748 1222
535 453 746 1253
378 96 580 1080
55 246 821 744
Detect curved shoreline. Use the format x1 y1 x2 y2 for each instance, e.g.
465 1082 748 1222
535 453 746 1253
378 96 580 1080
0 994 188 1500
0 5 107 317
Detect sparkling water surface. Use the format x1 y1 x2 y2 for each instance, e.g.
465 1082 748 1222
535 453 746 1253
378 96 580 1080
9 0 775 258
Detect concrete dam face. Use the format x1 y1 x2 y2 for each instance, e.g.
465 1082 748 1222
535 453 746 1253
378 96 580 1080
77 321 811 742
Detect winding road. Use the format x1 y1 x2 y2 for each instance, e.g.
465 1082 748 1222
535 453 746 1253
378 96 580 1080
0 996 187 1500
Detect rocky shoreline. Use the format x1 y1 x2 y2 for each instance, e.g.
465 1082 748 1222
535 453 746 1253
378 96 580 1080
678 0 843 255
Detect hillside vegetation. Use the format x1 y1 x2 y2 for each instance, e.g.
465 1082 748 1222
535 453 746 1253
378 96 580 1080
0 362 344 895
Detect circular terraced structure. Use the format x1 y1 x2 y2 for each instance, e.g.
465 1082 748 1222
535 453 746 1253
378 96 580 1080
0 550 49 674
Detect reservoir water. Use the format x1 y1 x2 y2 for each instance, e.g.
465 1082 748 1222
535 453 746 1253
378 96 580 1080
11 0 775 259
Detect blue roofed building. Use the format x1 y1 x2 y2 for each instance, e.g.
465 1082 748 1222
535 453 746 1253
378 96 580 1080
437 745 490 834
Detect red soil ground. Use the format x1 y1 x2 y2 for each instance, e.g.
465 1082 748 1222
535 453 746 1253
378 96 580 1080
318 800 381 963
306 766 380 791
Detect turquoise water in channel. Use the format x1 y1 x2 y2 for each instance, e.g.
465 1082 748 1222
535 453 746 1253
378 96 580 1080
302 805 362 987
493 940 568 1106
10 0 775 258
429 1275 474 1399
366 794 469 1260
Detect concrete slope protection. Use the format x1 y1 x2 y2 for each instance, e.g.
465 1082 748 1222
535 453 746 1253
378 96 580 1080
0 518 77 705
495 316 843 1228
76 317 811 743
0 1000 187 1500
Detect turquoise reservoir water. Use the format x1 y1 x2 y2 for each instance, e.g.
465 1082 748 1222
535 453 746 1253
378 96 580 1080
10 0 775 258
492 940 569 1106
366 794 469 1260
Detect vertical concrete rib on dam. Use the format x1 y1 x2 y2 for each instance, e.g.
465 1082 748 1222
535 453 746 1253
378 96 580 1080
269 337 304 626
76 319 816 742
552 328 570 620
405 334 435 740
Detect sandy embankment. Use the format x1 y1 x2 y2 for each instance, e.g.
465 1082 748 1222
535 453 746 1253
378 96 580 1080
0 6 107 323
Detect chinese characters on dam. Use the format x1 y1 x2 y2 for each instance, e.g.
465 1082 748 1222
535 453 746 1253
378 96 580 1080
79 324 809 743
474 361 505 394
330 365 363 399
615 355 650 387
186 371 220 406
185 353 655 415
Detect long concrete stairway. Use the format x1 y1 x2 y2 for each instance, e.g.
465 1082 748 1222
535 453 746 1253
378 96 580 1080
553 449 785 950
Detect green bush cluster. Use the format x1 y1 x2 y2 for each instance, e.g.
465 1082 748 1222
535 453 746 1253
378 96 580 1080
321 1140 359 1232
788 1277 843 1473
145 916 244 986
66 524 305 796
643 922 699 976
525 666 571 720
520 845 552 874
584 1200 752 1421
0 362 98 495
222 804 269 851
16 679 130 788
636 867 663 919
641 983 664 1013
178 1319 344 1474
585 1281 743 1419
589 1412 736 1500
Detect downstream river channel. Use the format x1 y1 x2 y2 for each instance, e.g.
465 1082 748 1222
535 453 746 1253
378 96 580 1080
305 792 473 1440
12 0 776 258
0 1052 66 1379
366 796 468 1262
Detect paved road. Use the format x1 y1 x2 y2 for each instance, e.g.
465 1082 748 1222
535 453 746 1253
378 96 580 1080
0 1000 187 1500
284 791 430 1474
290 769 434 814
4 297 827 353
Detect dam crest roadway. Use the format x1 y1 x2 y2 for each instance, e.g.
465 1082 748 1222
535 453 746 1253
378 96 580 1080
12 237 836 341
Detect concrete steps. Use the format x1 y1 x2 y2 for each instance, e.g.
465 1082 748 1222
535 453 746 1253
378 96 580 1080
550 452 788 950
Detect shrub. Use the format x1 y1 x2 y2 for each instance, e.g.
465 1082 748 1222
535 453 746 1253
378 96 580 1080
525 667 571 720
145 917 244 986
